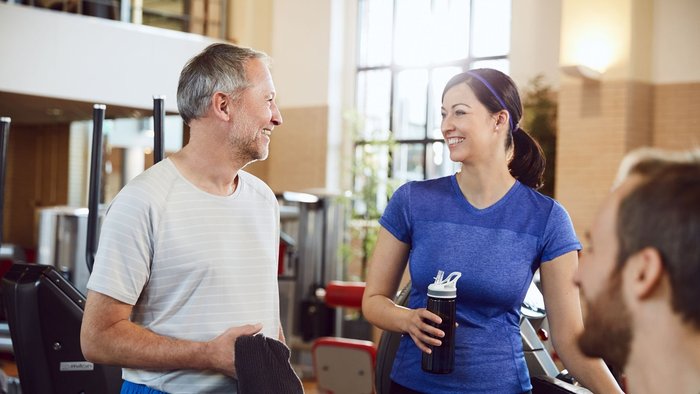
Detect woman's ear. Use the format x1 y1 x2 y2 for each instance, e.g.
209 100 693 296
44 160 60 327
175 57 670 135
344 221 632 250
494 110 509 130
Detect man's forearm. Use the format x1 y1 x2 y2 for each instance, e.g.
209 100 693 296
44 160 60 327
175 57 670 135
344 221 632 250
82 319 212 371
81 290 263 376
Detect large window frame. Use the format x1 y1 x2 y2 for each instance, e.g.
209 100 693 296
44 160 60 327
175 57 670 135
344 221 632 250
353 0 511 215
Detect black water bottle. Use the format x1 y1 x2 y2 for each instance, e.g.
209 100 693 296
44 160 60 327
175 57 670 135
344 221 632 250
421 270 461 374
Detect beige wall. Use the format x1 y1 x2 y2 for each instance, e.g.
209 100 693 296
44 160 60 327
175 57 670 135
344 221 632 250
510 0 562 88
560 0 630 78
558 0 700 84
557 0 700 237
268 106 329 193
229 0 273 53
653 0 700 83
560 0 655 81
246 105 329 193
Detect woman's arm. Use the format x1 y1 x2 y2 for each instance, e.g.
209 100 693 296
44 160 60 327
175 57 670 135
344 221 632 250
540 251 623 393
361 227 443 353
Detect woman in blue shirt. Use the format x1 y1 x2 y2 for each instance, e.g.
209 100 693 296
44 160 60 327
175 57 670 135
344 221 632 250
362 69 622 394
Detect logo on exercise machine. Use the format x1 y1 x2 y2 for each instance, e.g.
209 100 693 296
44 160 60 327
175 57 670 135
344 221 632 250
59 361 95 371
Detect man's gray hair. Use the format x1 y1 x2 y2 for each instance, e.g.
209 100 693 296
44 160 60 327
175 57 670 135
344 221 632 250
177 43 269 125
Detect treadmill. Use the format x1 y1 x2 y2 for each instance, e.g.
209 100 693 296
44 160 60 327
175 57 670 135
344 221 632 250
1 98 166 393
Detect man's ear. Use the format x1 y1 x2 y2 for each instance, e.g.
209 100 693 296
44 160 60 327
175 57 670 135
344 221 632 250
212 92 231 121
628 247 665 299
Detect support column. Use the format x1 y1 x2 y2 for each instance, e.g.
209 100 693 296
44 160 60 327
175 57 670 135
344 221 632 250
556 0 653 236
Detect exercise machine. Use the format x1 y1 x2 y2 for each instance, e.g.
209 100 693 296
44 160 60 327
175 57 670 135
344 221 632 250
1 97 166 393
312 281 375 394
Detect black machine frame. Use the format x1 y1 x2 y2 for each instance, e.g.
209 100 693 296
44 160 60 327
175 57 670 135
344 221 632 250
1 98 166 393
2 263 122 393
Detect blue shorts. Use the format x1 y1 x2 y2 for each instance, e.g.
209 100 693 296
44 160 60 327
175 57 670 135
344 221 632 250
121 380 168 394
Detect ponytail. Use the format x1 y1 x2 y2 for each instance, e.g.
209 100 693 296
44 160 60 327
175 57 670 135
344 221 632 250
509 127 546 189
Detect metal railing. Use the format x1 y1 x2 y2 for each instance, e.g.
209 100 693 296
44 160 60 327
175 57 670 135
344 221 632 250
3 0 227 38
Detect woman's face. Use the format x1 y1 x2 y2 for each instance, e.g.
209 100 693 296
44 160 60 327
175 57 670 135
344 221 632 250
441 83 503 164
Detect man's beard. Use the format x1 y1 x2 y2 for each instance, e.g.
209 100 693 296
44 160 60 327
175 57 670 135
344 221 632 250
577 273 633 371
228 124 269 164
237 138 268 163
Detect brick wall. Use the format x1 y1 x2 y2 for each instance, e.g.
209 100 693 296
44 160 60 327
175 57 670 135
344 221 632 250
653 82 700 149
556 80 699 239
556 80 653 238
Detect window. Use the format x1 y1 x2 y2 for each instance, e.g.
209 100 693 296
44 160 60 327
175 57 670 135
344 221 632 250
353 0 511 215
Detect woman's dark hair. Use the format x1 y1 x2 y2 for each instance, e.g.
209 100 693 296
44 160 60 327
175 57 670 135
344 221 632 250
442 69 546 189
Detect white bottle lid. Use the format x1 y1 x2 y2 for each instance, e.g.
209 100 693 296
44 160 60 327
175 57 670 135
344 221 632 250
427 270 462 299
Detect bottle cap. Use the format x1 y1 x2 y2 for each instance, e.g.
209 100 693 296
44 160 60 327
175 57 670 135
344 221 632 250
427 270 462 299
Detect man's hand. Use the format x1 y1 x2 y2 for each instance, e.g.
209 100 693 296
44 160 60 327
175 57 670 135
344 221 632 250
206 323 263 377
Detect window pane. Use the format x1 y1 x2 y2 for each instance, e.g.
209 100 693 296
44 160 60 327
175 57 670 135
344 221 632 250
471 59 510 75
354 143 391 216
431 0 470 63
471 0 511 57
392 143 425 184
393 0 432 66
142 0 186 32
358 0 394 67
426 141 460 179
354 0 511 193
429 66 463 139
393 69 428 140
356 69 392 140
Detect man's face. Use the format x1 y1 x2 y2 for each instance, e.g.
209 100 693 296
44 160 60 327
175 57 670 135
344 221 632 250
228 58 283 163
575 180 638 370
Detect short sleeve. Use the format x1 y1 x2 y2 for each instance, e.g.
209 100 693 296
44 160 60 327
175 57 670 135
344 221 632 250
86 184 155 305
378 182 413 245
540 201 582 263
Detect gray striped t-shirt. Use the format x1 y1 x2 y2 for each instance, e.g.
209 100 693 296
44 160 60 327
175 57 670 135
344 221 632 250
87 158 281 393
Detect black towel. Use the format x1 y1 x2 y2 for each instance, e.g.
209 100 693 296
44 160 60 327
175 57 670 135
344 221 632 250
234 334 304 394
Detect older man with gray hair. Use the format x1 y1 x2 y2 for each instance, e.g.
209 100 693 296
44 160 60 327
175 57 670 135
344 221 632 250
81 43 287 393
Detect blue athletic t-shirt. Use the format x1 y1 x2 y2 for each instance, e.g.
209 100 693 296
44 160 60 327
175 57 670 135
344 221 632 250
379 176 581 394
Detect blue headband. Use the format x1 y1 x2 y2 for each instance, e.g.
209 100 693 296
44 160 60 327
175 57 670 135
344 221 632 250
465 71 515 132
